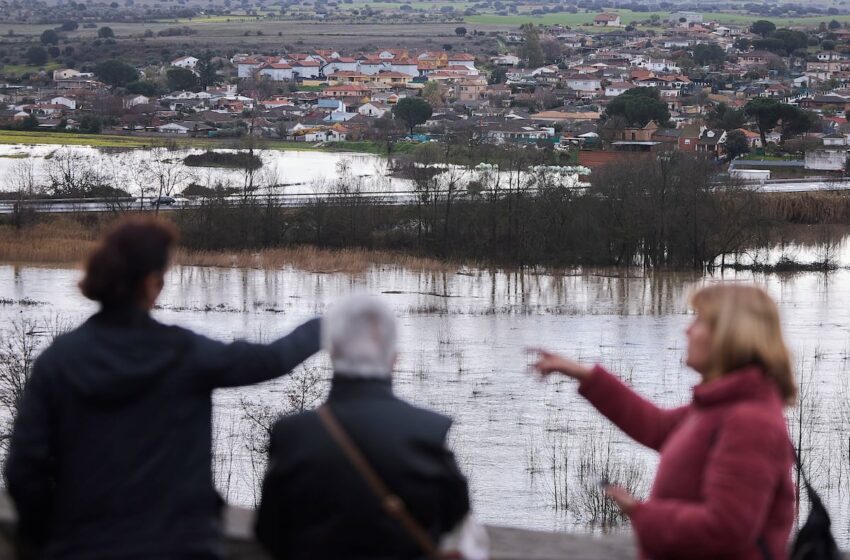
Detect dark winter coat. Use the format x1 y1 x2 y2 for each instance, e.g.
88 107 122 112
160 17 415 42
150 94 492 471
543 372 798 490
5 305 321 560
255 377 470 560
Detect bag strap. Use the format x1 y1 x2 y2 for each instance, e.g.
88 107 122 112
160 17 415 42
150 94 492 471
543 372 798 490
317 405 440 560
792 445 815 494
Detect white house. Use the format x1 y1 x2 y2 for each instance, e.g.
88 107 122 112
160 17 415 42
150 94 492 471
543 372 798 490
123 94 150 108
631 58 681 73
823 133 848 147
50 96 77 109
793 76 812 89
490 54 520 67
157 121 214 135
292 124 347 142
292 60 321 79
563 75 602 93
171 56 199 69
52 68 93 81
358 102 391 117
323 57 359 75
358 59 385 75
259 63 293 81
594 12 621 27
389 61 419 77
806 149 847 171
157 122 193 134
531 65 559 77
605 81 634 97
236 58 265 78
324 110 357 123
447 53 476 71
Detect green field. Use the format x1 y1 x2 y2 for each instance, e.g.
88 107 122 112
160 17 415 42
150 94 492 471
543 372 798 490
153 14 267 24
348 1 473 9
465 10 850 28
0 62 62 78
0 130 413 155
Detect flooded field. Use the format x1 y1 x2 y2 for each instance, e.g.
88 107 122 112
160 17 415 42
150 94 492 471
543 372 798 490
0 144 402 195
2 262 850 541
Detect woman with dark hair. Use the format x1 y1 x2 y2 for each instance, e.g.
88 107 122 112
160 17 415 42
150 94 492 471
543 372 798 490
5 217 322 560
530 284 796 560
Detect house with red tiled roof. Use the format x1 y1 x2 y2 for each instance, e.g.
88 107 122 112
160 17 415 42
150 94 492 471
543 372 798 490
259 62 293 81
594 12 621 26
236 56 271 78
322 84 371 99
447 53 476 71
292 59 321 79
732 128 763 148
605 81 634 97
327 71 373 85
373 71 413 87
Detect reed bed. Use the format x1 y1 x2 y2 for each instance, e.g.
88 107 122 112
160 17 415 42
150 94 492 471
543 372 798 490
174 246 457 274
760 191 850 224
0 220 98 265
0 221 457 274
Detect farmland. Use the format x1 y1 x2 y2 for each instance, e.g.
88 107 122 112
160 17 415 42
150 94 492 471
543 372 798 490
466 9 850 27
0 131 417 155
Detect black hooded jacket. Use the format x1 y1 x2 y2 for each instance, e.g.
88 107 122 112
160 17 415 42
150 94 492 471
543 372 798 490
4 305 321 560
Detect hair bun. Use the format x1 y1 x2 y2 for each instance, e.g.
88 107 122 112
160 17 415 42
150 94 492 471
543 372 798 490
79 217 178 307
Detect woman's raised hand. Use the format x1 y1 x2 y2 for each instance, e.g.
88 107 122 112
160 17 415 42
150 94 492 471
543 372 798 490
528 348 592 382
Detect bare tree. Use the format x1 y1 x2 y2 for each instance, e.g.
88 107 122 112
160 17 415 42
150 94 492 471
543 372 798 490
144 145 196 213
6 158 41 229
238 366 328 504
0 317 69 453
45 148 105 197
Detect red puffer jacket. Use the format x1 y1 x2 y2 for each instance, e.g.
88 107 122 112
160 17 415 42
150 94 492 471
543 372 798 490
579 365 795 560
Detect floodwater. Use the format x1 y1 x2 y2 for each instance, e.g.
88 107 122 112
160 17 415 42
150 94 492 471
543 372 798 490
0 144 402 195
2 262 850 542
0 144 585 199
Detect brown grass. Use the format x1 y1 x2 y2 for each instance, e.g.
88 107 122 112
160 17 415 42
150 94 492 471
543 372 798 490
0 221 457 274
761 191 850 224
174 246 458 273
0 219 99 265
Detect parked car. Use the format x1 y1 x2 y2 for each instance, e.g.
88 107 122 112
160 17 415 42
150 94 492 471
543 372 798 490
150 196 176 207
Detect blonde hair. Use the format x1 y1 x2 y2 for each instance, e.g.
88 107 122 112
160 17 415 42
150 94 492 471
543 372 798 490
690 284 796 405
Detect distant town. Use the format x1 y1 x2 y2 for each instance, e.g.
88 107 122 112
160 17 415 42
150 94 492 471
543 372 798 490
4 8 850 177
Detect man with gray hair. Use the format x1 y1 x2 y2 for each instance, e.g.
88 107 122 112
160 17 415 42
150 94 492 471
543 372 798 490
256 296 470 560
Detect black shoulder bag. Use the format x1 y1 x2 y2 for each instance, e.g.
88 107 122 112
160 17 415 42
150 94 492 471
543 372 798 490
789 451 841 560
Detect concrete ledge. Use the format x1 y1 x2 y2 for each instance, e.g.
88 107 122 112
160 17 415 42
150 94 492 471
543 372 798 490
2 492 844 559
0 490 637 560
223 503 637 559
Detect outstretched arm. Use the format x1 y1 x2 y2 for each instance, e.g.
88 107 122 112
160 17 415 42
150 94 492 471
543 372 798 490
194 318 321 389
578 365 688 451
530 350 687 451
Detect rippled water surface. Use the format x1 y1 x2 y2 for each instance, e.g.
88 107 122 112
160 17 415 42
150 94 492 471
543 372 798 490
1 263 849 541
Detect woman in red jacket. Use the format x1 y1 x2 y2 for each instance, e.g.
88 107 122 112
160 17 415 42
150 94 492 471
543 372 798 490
531 284 797 560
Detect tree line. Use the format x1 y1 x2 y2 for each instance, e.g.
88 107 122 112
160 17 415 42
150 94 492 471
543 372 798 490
165 150 840 271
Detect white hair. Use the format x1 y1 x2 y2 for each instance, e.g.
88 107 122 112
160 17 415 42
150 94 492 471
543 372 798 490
322 296 397 379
